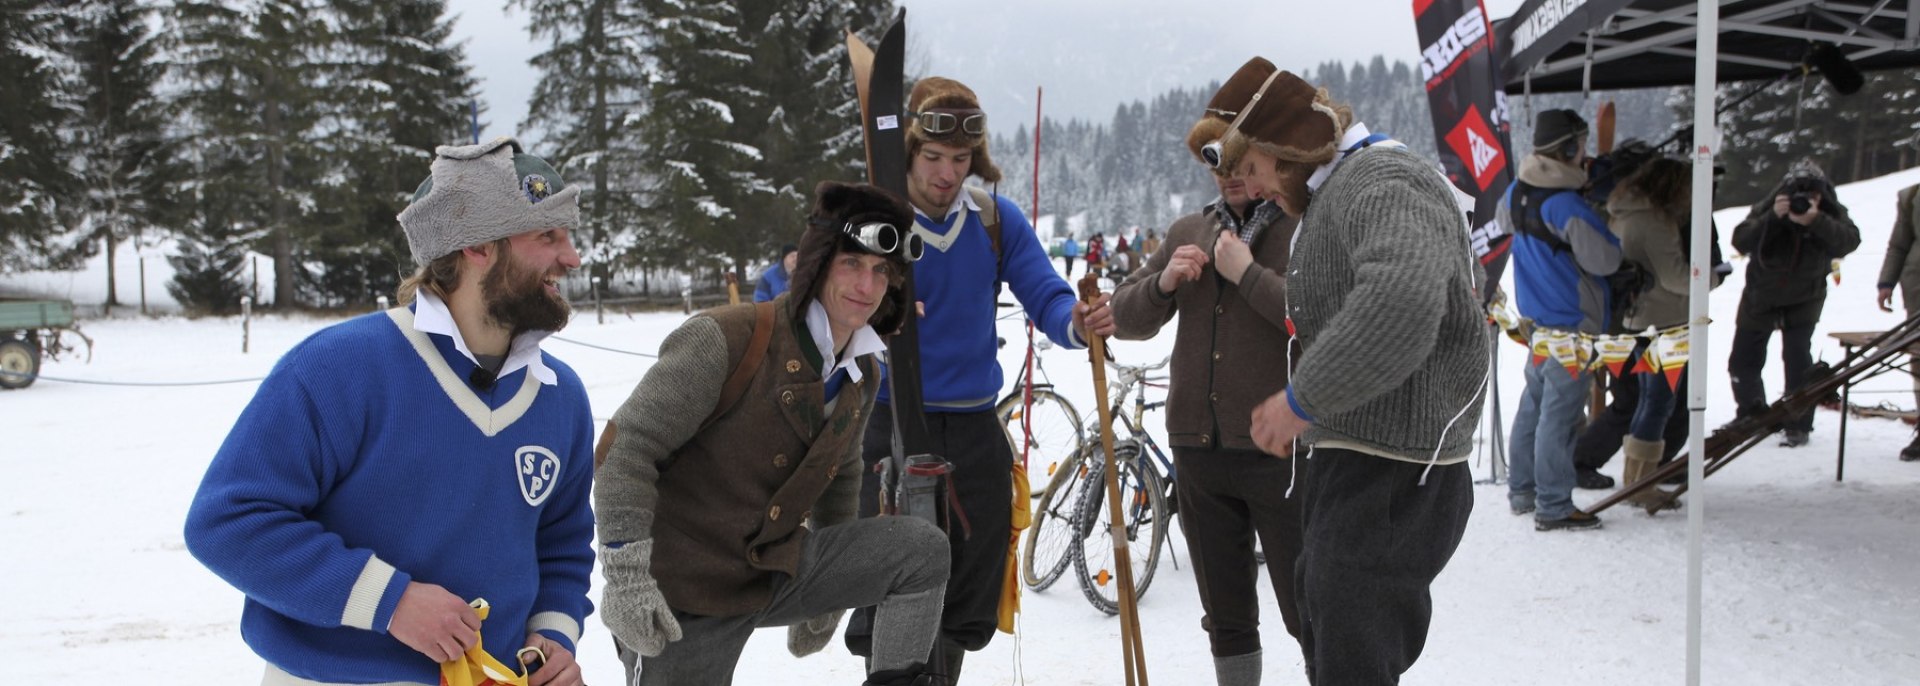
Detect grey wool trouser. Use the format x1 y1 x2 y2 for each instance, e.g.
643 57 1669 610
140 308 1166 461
1296 448 1472 685
618 516 950 686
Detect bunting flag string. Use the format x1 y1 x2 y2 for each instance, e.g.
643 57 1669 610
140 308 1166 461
1485 295 1690 375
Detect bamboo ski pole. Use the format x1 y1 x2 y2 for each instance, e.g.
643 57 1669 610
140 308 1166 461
725 273 740 306
1077 273 1148 686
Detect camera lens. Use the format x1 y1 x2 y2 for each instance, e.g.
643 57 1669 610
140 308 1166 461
1789 192 1812 214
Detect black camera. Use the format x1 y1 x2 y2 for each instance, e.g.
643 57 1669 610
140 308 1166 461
1789 191 1814 214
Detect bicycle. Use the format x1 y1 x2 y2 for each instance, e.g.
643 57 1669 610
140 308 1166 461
1070 354 1179 615
1018 352 1181 614
996 333 1087 505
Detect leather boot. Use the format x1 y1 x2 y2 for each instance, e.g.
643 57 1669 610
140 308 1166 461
1622 436 1677 510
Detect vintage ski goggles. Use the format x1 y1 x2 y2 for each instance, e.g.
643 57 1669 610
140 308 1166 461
909 108 987 137
843 220 925 262
1200 70 1285 171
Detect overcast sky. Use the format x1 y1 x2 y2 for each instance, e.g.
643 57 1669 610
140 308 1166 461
444 0 1532 145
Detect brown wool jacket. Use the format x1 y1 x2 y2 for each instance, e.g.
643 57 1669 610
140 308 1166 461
1110 205 1299 452
597 294 874 617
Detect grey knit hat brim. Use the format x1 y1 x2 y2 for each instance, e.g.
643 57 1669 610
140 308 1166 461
397 137 581 266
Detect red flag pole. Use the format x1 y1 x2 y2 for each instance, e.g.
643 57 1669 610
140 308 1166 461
1019 87 1043 469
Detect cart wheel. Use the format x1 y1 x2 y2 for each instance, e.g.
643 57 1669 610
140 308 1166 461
0 337 40 389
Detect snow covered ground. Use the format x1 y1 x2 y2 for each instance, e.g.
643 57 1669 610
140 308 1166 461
6 167 1920 685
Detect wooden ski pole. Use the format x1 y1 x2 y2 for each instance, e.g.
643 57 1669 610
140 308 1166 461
725 272 741 306
1077 273 1148 686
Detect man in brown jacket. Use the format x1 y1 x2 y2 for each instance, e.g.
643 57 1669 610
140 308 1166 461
1108 93 1303 685
597 181 950 686
1874 181 1920 460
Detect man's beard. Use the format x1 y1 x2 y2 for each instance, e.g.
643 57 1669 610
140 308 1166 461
482 251 571 334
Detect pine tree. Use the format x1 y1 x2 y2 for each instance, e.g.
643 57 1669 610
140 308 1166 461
515 0 651 289
319 0 478 305
169 0 330 309
58 0 184 310
0 0 77 270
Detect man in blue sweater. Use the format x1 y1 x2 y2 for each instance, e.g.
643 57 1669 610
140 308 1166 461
844 76 1115 682
1501 110 1621 531
185 137 596 686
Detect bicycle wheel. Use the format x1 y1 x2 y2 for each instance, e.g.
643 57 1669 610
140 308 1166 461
1070 441 1168 615
1022 444 1094 591
997 388 1085 499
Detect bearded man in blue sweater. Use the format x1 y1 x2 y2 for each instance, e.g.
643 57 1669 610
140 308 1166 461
185 137 596 686
842 76 1115 682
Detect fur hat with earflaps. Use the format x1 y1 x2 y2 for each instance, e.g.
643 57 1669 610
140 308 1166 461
1207 57 1348 174
396 136 579 266
906 77 1002 183
787 181 916 335
1187 56 1272 164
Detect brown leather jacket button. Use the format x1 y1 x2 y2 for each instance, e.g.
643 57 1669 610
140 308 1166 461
769 505 782 521
773 454 789 468
781 390 795 405
786 360 802 373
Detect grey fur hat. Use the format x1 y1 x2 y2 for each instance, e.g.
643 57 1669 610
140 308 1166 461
396 137 580 266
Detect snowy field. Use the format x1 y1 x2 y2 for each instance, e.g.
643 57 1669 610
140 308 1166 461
6 167 1920 685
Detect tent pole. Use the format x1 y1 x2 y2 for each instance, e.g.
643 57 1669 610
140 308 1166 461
1687 1 1719 685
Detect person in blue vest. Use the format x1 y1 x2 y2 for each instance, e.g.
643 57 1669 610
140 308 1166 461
755 243 799 302
1502 109 1621 532
183 137 595 686
842 75 1116 683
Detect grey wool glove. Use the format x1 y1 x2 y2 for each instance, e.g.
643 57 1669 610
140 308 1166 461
600 541 683 657
786 609 845 657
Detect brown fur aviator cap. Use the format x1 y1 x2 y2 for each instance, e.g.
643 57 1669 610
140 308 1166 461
906 77 1002 183
1203 57 1343 172
786 181 915 335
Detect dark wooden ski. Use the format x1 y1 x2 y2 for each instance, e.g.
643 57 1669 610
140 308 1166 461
847 10 947 526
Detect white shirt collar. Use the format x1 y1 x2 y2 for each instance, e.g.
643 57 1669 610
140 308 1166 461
911 188 983 222
411 291 558 386
805 299 885 383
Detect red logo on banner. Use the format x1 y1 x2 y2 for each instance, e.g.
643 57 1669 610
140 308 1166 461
1444 104 1506 192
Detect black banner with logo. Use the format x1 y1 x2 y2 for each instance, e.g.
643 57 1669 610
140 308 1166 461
1415 0 1513 292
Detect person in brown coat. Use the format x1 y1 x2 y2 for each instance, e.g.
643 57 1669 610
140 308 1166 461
1874 181 1920 460
1109 91 1304 686
597 181 950 686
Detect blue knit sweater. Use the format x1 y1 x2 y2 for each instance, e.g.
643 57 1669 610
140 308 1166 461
184 308 596 684
882 192 1083 411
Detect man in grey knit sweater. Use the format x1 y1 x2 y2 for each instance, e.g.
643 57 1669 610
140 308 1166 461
596 182 950 686
1205 58 1486 684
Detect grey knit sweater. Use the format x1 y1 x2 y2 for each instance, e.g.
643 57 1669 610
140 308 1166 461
1287 145 1489 462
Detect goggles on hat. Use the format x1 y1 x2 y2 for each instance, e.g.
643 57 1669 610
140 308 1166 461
843 221 925 262
1201 70 1285 171
909 108 986 137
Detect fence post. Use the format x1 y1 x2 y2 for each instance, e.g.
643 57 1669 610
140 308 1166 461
593 276 604 325
241 296 252 354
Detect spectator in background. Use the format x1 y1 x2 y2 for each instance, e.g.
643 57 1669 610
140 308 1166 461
1608 157 1720 507
1502 108 1619 532
1086 233 1106 275
1728 159 1860 447
755 243 800 302
1875 181 1920 460
1062 235 1081 276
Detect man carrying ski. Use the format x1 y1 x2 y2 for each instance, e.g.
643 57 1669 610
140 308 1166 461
597 181 950 686
845 75 1116 682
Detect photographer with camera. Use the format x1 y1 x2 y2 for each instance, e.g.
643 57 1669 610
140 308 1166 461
1728 159 1861 447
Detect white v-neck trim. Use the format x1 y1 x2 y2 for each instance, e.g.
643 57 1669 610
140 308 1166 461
911 189 985 253
386 307 541 437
